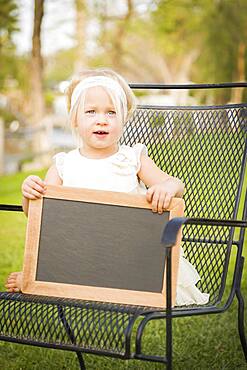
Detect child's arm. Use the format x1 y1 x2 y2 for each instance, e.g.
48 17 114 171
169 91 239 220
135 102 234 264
138 155 185 214
21 165 62 217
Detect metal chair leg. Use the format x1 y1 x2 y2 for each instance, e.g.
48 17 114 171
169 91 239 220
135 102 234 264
166 249 173 370
76 351 86 370
236 257 247 361
57 306 87 369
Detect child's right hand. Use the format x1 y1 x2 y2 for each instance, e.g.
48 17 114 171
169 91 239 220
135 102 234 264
21 175 47 200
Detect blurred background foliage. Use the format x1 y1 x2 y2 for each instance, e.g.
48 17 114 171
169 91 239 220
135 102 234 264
1 0 246 100
0 0 246 173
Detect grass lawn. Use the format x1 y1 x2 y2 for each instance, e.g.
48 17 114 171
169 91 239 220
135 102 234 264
0 169 246 370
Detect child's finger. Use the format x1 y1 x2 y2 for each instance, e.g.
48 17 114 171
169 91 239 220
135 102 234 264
163 193 173 209
29 175 44 186
146 187 155 203
22 176 46 193
23 189 42 199
29 176 46 190
22 192 39 200
25 181 45 194
151 192 160 213
22 188 42 199
22 182 42 193
29 181 46 194
157 193 166 214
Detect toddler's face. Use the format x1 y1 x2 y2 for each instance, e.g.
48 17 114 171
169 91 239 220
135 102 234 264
76 86 123 157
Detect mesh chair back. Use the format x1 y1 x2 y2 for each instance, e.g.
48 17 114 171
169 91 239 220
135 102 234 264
121 103 247 305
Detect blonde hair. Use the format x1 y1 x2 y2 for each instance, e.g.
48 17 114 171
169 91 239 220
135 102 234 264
65 68 136 127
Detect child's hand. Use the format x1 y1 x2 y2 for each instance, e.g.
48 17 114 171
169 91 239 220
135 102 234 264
146 180 177 214
21 175 47 200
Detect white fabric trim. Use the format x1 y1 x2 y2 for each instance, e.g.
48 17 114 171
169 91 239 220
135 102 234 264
70 76 128 121
53 152 66 180
133 143 148 173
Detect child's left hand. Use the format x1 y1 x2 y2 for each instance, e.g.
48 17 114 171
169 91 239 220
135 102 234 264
146 180 178 214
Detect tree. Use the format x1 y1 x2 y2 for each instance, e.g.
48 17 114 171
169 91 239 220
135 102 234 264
30 0 45 123
74 0 87 73
0 0 19 88
150 0 204 81
197 0 247 102
29 0 52 167
90 0 135 71
0 0 18 47
110 0 134 69
150 0 247 102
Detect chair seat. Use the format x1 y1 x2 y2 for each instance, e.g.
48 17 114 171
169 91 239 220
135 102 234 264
0 291 221 358
0 292 158 357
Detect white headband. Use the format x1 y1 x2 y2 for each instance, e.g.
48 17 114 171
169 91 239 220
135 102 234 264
70 76 128 121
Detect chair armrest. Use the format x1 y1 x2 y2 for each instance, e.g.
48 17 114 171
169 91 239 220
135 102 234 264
161 217 247 248
0 204 23 212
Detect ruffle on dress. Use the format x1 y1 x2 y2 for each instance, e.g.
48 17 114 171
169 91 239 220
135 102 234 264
110 149 137 175
53 152 66 180
175 248 210 306
109 144 148 194
110 144 148 175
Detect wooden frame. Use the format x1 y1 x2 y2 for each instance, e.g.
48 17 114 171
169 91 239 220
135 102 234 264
22 185 184 308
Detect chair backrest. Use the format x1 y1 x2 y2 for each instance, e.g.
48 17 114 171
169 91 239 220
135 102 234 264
121 103 247 305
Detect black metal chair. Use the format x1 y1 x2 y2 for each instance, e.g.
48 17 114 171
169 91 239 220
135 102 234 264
0 83 246 369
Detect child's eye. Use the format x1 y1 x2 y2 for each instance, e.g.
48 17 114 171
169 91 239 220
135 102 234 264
85 110 95 115
108 111 116 116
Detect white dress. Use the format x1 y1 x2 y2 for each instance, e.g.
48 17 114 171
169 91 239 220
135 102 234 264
54 144 209 306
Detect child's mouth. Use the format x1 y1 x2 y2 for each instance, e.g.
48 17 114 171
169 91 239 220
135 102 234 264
93 130 109 136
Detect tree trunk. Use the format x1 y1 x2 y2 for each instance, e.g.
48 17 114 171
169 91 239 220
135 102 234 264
111 0 134 69
74 0 87 73
31 0 45 124
30 0 50 167
231 42 246 103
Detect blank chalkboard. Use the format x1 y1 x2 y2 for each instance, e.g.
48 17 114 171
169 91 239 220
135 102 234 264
22 185 184 307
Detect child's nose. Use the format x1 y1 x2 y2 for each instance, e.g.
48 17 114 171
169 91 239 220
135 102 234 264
96 113 108 124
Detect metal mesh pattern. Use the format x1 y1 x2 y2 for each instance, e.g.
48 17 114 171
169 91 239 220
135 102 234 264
121 104 246 220
0 293 148 355
121 103 247 304
181 234 230 304
0 103 246 356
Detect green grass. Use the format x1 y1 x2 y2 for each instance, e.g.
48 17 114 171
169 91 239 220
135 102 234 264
0 169 246 370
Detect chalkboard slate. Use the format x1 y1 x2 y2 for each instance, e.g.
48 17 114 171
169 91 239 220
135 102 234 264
22 185 184 307
37 198 168 292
